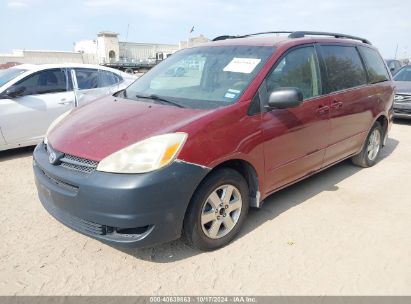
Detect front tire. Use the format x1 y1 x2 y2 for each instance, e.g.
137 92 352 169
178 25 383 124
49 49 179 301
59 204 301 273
183 168 249 251
351 121 383 168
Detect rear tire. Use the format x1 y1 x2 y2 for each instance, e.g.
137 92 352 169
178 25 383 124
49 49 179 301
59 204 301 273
183 168 249 251
351 121 383 168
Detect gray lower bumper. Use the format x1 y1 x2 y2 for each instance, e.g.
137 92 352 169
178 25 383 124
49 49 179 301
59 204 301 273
33 143 210 248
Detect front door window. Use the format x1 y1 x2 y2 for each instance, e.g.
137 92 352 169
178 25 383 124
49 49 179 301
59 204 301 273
265 46 322 100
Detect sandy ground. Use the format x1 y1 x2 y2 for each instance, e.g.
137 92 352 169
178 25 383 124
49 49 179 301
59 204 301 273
0 121 410 296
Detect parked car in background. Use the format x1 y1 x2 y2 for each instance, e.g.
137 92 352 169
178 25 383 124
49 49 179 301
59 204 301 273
393 65 411 119
385 59 403 76
0 62 22 70
165 66 186 77
33 31 393 251
0 64 136 151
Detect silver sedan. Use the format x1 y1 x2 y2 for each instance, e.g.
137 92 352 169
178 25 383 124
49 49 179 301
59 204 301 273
393 65 411 119
0 63 136 151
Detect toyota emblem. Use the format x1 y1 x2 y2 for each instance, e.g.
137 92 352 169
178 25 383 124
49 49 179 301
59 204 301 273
49 152 57 164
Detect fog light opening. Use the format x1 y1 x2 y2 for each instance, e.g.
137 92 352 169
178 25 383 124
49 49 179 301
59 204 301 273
115 225 150 235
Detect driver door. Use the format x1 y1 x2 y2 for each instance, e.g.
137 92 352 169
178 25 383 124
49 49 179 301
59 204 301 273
262 45 331 192
0 68 74 145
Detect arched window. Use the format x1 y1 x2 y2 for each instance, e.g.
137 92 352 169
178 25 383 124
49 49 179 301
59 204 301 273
109 50 116 62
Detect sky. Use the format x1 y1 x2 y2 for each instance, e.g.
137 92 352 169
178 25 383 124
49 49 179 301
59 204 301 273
1 0 411 58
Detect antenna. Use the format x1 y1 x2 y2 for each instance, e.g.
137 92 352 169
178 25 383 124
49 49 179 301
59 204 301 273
125 24 130 43
125 24 130 61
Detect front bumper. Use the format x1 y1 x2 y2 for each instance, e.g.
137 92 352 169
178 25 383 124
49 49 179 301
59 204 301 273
33 143 210 248
393 101 411 119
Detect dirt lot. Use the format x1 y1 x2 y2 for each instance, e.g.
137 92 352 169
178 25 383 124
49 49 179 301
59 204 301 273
0 121 410 296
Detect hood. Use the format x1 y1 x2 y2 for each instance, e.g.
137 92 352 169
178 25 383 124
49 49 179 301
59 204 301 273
48 95 213 161
394 81 411 95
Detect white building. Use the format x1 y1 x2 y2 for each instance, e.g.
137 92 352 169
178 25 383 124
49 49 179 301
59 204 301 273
179 34 210 49
0 49 83 65
119 41 179 63
75 31 182 64
0 31 210 66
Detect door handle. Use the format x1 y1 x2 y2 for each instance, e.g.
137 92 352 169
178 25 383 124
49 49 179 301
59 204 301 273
316 105 330 115
58 100 74 105
331 100 343 110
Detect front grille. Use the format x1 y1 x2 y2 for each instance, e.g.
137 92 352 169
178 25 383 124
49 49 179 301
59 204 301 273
60 154 99 173
45 143 99 173
394 94 411 103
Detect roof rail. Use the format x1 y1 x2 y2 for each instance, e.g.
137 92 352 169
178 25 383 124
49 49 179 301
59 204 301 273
212 31 294 41
288 31 371 44
212 31 371 45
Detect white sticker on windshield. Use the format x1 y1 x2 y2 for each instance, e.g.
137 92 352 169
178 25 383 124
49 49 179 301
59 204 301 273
223 58 262 74
224 92 236 99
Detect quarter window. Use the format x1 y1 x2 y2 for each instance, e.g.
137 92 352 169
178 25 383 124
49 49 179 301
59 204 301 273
75 68 99 90
359 47 390 83
99 70 122 87
321 45 367 92
13 69 68 95
266 46 321 99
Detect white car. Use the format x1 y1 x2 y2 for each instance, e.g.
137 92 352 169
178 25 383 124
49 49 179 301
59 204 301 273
0 64 136 151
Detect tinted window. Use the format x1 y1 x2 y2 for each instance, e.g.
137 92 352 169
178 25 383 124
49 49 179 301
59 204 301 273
321 45 367 92
99 70 122 87
266 46 321 99
13 68 68 95
393 66 411 81
360 47 390 83
75 68 99 90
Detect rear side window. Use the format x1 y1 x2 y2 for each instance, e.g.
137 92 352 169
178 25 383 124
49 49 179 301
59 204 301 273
99 70 123 87
75 68 99 90
359 47 390 83
14 68 68 95
266 46 321 99
321 45 367 92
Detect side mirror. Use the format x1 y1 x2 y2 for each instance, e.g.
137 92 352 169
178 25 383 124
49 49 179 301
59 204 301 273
2 86 26 98
390 67 395 72
266 87 303 109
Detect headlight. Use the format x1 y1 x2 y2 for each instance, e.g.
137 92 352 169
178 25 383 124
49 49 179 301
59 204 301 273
44 110 72 144
96 132 187 174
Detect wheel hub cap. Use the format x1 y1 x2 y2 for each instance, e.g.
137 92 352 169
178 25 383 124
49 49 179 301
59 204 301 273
367 129 381 161
200 184 242 239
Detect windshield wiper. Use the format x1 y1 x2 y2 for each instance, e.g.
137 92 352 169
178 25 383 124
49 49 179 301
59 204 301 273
135 94 184 108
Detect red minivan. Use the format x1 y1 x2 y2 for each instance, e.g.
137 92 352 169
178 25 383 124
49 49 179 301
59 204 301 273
33 31 394 250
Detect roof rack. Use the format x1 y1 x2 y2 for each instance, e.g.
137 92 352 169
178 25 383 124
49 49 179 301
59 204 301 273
212 31 371 45
288 31 371 44
212 31 294 41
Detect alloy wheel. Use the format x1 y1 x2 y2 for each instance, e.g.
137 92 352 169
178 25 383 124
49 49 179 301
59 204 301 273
367 129 381 161
200 184 242 239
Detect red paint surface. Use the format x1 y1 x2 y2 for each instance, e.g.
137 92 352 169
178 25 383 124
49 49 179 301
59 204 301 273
48 97 214 161
49 36 394 200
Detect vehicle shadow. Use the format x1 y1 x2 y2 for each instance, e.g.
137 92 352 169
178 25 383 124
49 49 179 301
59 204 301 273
119 137 399 263
0 146 34 162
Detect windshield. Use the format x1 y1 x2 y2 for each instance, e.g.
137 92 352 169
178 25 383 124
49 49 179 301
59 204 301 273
0 68 27 87
124 45 274 109
393 66 411 81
